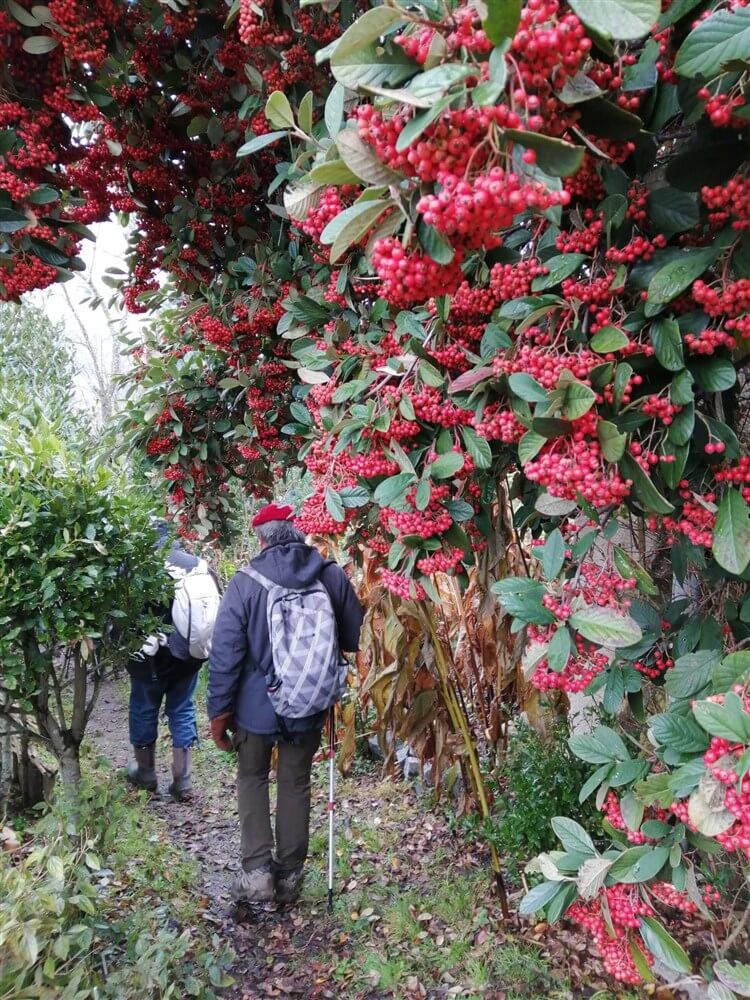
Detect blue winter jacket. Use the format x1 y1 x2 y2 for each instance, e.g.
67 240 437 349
207 541 364 737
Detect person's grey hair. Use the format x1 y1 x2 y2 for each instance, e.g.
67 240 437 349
255 519 304 546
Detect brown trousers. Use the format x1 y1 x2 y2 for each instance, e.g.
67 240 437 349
235 726 321 873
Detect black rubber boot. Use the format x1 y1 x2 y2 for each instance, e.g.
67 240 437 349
126 743 157 792
168 746 193 802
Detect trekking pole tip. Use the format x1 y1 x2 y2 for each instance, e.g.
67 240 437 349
327 888 334 914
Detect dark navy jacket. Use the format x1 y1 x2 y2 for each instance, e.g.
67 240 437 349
207 541 364 737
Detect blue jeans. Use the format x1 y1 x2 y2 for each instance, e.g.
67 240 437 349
129 671 199 748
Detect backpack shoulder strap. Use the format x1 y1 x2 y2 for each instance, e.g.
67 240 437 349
239 565 278 591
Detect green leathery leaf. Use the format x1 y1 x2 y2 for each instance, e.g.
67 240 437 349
590 326 629 353
667 403 694 446
320 200 392 263
638 917 691 973
666 649 719 700
325 82 345 137
647 188 699 237
0 208 30 233
508 372 548 402
418 220 455 264
481 0 522 44
714 651 750 692
569 0 659 40
569 606 642 648
265 91 295 129
336 129 403 186
557 72 604 104
237 130 288 157
613 546 659 596
551 816 596 856
415 479 431 511
22 34 59 54
660 442 688 490
471 42 510 105
395 96 452 152
373 472 415 507
461 426 492 469
329 6 406 62
532 417 573 438
540 528 565 580
597 420 627 462
331 41 416 92
646 245 722 315
530 253 587 291
675 5 750 79
562 381 596 420
691 357 736 392
430 451 465 479
619 454 674 514
325 488 346 523
670 369 694 405
517 430 546 464
712 489 750 576
310 161 360 186
614 363 633 409
548 625 572 671
650 317 684 371
504 130 584 177
609 845 670 884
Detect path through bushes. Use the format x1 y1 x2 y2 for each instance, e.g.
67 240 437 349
87 678 624 1000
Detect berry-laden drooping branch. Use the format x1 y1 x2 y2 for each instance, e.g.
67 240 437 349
272 0 750 984
5 0 750 986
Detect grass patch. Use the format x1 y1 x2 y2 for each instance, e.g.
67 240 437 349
293 773 572 1000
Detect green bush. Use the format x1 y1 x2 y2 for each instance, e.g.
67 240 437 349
472 722 602 884
0 415 172 789
0 774 232 999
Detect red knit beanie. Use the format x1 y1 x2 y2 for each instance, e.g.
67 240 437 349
251 502 295 529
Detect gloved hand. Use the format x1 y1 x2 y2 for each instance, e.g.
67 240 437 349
140 633 168 657
140 634 160 657
210 712 235 752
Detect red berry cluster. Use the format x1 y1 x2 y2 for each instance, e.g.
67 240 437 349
568 885 654 984
371 238 465 307
697 87 746 129
702 175 750 231
418 168 568 250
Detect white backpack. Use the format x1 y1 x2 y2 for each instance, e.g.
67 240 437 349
169 559 221 660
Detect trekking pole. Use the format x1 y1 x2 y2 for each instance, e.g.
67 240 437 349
327 703 336 914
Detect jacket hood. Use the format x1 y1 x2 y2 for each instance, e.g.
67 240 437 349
250 541 330 589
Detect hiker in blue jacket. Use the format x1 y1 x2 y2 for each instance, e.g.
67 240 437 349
207 502 363 906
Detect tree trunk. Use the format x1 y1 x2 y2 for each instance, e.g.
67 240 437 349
0 701 12 811
58 744 81 790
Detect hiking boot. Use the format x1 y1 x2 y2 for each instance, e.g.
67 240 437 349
275 866 304 905
231 865 274 904
126 743 157 792
168 746 193 802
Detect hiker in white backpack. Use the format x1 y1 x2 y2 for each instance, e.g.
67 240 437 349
207 502 363 907
126 523 221 801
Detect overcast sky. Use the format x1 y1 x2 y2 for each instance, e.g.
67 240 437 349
28 220 146 417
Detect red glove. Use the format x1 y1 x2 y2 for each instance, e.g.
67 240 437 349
210 712 235 751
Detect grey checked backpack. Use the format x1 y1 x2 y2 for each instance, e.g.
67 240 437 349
240 565 348 719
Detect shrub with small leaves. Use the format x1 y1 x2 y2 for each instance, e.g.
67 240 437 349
464 722 602 883
0 415 171 788
0 775 233 999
